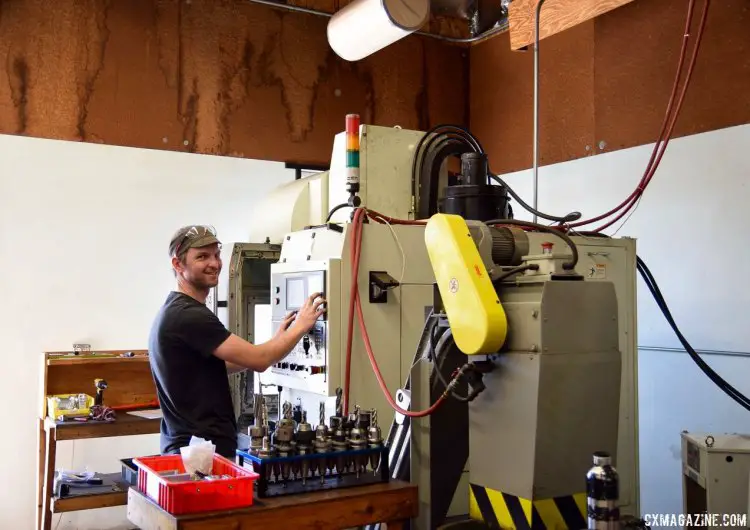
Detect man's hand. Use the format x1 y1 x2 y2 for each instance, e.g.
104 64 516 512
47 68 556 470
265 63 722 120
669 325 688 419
212 292 326 372
274 311 297 338
292 292 326 332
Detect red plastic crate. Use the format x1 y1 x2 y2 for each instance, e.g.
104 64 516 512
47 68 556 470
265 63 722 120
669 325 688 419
133 453 259 515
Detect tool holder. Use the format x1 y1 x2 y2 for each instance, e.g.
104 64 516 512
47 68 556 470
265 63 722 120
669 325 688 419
236 445 389 498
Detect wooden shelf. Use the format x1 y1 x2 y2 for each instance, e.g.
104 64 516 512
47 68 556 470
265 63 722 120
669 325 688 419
38 348 158 530
51 473 129 513
47 355 150 366
46 412 161 441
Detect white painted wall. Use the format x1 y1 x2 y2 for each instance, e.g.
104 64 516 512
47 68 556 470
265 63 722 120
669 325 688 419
0 134 294 529
498 124 750 517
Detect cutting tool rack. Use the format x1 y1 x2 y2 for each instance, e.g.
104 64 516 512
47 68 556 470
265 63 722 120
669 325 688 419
236 445 390 498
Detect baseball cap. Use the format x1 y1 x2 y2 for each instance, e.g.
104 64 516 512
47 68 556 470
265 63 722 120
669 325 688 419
169 225 221 258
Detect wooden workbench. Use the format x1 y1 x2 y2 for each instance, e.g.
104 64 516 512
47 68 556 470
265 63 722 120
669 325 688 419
127 480 419 529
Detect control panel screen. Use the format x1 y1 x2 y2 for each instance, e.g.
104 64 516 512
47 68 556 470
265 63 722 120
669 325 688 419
286 277 306 309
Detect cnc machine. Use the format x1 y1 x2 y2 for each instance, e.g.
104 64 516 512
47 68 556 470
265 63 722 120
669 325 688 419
227 123 639 529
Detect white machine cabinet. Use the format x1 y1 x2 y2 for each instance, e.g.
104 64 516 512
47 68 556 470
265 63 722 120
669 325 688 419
681 432 750 527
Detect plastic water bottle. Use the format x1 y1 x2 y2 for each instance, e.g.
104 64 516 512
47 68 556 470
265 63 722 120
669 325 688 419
587 451 620 529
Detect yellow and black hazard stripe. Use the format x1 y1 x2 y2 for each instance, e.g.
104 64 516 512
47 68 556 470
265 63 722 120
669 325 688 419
469 483 587 530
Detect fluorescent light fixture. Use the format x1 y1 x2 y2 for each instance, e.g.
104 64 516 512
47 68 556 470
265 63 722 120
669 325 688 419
327 0 430 62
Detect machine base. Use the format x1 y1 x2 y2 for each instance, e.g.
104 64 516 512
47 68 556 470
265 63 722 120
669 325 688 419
469 483 587 530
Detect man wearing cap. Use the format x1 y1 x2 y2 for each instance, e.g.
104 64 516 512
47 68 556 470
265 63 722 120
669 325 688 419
148 225 326 458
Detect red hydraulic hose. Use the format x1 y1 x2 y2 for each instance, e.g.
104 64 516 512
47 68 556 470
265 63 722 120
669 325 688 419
342 207 449 418
569 0 701 230
342 207 365 415
592 0 711 233
354 277 448 418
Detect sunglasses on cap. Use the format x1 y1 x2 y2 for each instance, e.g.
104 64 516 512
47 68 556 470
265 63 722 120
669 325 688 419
172 225 222 258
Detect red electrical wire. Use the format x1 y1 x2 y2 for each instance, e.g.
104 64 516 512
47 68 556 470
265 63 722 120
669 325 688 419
341 207 450 418
365 209 427 226
592 0 711 233
342 207 365 415
568 0 706 231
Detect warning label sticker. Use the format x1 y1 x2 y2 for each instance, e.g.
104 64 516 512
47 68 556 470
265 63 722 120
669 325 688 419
588 263 607 279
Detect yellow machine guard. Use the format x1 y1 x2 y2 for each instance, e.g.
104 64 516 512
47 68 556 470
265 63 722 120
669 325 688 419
424 214 508 355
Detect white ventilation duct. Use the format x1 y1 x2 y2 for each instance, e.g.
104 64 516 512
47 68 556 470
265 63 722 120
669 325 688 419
327 0 430 61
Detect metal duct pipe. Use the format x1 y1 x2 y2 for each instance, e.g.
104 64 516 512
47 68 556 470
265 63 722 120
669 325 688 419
532 0 546 224
247 0 509 44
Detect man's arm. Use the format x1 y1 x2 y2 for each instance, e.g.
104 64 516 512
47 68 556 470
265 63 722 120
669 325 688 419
213 292 325 372
213 328 307 372
226 361 246 374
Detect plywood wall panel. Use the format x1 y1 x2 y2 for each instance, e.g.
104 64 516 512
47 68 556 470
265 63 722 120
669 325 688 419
471 0 750 174
0 0 467 165
594 0 750 153
470 22 595 174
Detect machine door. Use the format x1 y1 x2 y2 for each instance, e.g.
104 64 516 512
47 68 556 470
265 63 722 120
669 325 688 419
228 242 281 341
227 242 281 429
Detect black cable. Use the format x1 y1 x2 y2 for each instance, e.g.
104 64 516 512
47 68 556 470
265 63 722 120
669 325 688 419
411 126 584 225
640 267 750 409
638 257 750 408
326 202 351 222
636 255 750 411
489 173 581 223
429 319 469 403
493 264 539 284
417 134 478 217
485 219 578 270
412 126 483 184
411 125 484 214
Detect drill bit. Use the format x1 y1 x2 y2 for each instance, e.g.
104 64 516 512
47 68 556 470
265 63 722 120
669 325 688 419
368 408 383 473
335 388 343 417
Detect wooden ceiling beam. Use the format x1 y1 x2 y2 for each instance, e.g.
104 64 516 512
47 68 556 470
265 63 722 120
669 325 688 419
508 0 635 50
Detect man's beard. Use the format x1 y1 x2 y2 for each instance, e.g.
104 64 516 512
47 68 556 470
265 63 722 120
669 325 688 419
191 271 219 290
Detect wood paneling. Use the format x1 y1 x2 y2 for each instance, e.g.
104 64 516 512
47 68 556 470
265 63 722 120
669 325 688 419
508 0 634 50
470 21 596 173
594 0 750 153
0 0 467 165
471 0 750 174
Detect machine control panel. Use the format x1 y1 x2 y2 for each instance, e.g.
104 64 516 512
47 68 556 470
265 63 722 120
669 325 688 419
271 321 327 378
271 270 326 320
269 270 328 395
